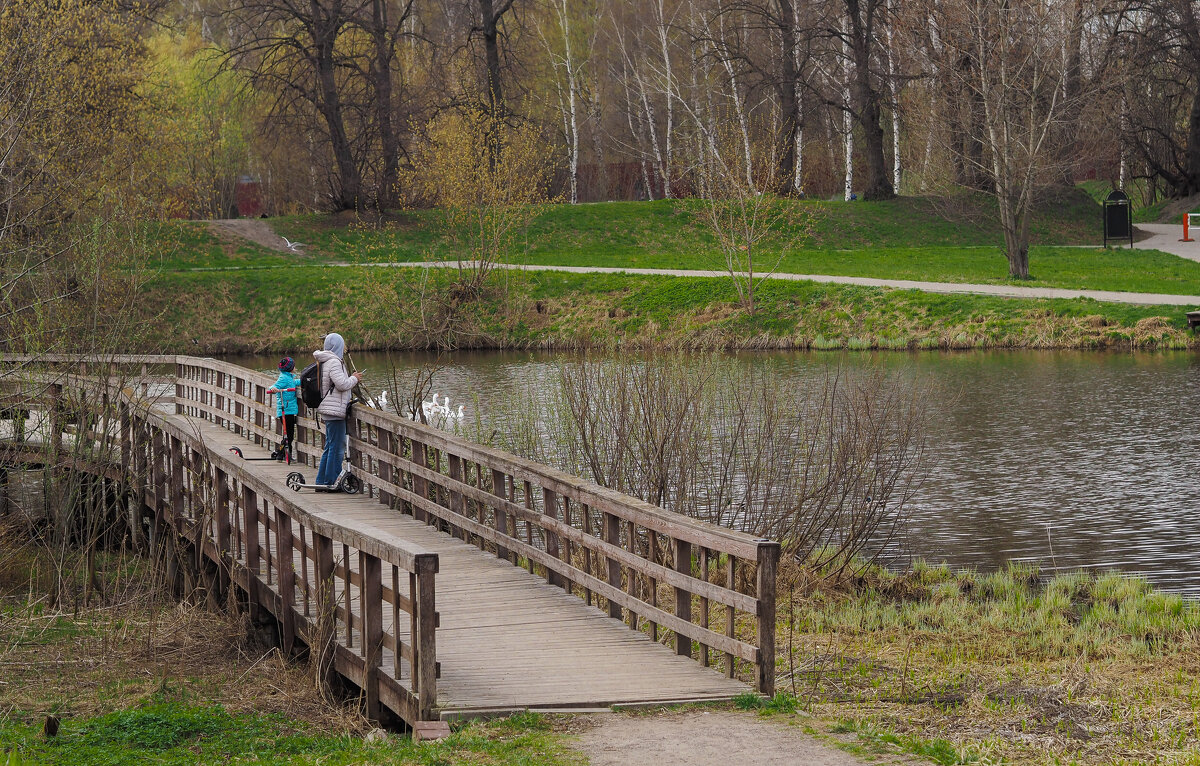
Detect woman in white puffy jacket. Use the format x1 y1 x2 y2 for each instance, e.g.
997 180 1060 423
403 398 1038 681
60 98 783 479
313 333 363 487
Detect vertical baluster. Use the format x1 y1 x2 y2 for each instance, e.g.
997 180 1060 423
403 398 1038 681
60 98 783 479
756 541 780 695
299 526 310 617
276 507 296 655
700 548 710 667
359 551 382 720
625 520 639 630
242 485 259 621
674 538 692 658
604 512 621 620
392 565 401 679
522 481 535 574
490 469 511 563
414 554 437 721
313 532 335 688
343 543 353 647
725 557 736 678
648 531 659 641
543 488 564 589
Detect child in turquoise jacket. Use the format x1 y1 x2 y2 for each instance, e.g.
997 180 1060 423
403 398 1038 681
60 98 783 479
268 357 300 460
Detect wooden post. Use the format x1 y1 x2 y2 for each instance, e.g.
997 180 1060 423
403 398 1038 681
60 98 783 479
359 551 383 721
755 541 780 696
413 554 438 721
313 532 336 688
215 468 231 597
411 439 428 522
254 386 265 445
175 363 184 415
276 507 296 655
242 484 259 620
234 378 245 435
673 538 692 658
378 429 395 509
170 437 184 524
490 469 511 563
447 454 465 540
603 512 622 620
543 489 563 589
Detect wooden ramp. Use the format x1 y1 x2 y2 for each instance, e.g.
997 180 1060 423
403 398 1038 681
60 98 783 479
180 413 750 716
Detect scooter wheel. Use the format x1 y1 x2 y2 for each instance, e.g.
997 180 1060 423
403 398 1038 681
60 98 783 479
286 472 304 492
228 447 244 458
342 474 362 495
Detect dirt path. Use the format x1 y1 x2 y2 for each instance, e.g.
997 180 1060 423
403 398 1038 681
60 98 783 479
567 710 897 766
206 219 293 252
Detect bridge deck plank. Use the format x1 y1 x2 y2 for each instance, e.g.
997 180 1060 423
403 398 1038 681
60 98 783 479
182 415 749 715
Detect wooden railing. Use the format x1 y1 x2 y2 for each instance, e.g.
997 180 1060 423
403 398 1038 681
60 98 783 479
0 362 440 722
172 356 780 694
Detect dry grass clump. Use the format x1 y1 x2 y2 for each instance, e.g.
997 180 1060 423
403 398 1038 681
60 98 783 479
776 560 1200 764
0 526 367 736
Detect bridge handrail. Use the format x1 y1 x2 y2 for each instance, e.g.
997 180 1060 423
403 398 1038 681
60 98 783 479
170 355 778 694
0 368 440 721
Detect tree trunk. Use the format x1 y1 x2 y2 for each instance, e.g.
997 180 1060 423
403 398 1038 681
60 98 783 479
845 0 893 200
479 0 504 119
314 16 363 211
1185 86 1200 195
370 0 399 209
777 0 804 196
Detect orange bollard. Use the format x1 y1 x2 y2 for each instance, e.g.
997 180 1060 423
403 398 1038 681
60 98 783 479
1183 213 1194 242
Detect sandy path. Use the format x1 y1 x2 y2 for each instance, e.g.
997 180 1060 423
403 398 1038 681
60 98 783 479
1132 223 1200 263
568 711 884 766
206 219 293 252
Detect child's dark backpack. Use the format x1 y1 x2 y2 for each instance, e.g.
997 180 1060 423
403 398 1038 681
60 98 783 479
299 361 324 409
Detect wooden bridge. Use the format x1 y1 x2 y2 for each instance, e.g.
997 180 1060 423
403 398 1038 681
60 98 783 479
0 355 779 726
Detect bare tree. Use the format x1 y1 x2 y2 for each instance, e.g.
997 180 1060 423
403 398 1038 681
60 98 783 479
941 0 1091 279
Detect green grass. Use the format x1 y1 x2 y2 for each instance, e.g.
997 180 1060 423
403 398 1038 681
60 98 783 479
192 192 1200 297
137 265 1197 354
0 701 574 765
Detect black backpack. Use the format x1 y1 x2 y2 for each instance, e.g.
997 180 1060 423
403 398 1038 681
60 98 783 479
299 361 324 409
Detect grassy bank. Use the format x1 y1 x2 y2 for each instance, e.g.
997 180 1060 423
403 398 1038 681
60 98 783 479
138 265 1197 354
762 562 1200 765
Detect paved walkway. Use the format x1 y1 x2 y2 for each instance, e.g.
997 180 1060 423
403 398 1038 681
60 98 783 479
365 261 1200 307
1133 223 1200 263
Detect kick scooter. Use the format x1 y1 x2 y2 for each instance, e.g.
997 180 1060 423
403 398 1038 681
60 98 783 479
228 386 298 464
284 454 362 494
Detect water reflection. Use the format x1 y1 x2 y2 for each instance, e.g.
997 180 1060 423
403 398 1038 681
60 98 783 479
224 349 1200 595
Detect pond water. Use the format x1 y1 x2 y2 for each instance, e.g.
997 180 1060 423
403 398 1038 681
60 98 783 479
227 349 1200 595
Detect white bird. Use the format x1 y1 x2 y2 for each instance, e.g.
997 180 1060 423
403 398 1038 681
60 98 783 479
421 390 439 416
440 395 452 416
281 236 305 252
376 390 388 410
445 404 465 420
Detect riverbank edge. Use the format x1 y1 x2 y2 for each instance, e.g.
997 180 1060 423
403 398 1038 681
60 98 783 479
138 266 1200 355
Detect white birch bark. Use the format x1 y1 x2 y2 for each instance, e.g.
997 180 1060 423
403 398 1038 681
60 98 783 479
553 0 580 203
884 1 901 193
842 16 854 201
653 0 674 198
791 1 804 195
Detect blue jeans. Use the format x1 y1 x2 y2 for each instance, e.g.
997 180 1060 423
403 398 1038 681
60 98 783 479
316 418 346 485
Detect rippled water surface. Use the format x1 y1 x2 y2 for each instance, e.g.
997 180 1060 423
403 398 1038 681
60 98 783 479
229 349 1200 594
